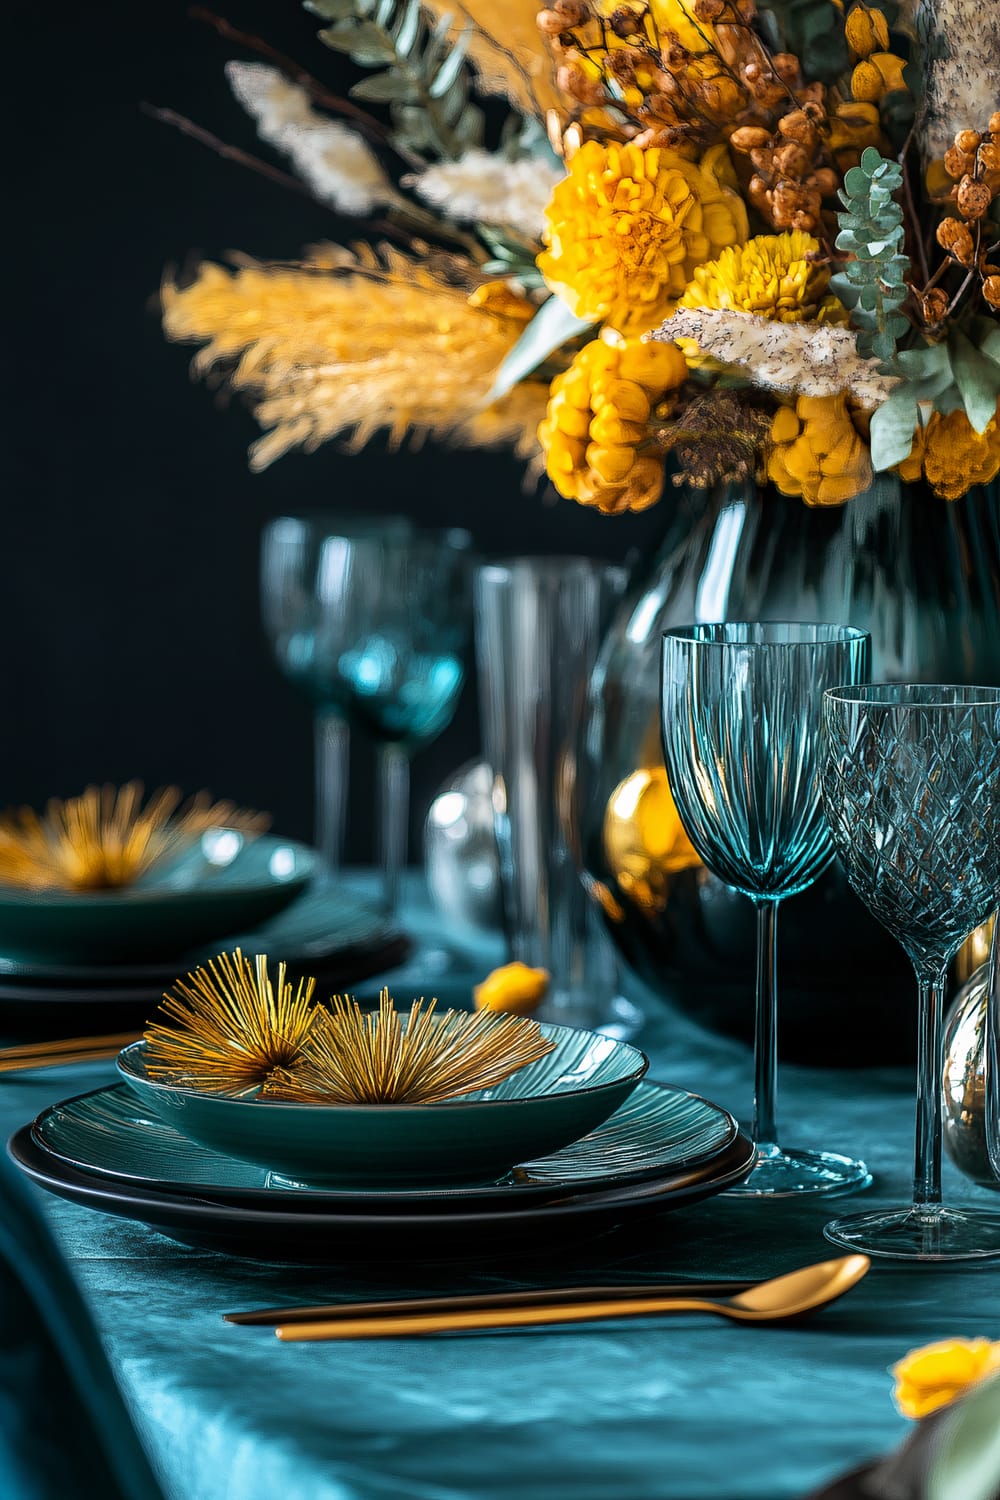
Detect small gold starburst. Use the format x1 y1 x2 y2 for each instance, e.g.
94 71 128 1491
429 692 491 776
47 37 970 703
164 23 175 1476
0 782 269 892
143 950 317 1096
264 988 557 1105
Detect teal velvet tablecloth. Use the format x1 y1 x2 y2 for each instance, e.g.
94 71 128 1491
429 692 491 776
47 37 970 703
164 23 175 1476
3 879 999 1500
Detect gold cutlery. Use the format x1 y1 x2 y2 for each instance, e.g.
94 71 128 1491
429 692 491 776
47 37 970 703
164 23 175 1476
242 1256 870 1341
0 1032 138 1074
225 1279 756 1327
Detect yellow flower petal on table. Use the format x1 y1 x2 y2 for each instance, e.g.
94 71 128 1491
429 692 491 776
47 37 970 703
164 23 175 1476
474 962 550 1016
538 140 747 335
892 1339 1000 1419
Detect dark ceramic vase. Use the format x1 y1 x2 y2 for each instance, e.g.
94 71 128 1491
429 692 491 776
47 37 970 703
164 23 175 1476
580 474 1000 1064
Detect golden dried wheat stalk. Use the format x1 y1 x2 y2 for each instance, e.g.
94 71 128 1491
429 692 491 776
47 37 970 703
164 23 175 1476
0 782 269 891
143 949 317 1096
264 988 556 1105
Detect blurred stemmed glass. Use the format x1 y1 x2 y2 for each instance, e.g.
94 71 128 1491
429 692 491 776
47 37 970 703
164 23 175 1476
261 517 471 919
821 684 1000 1260
661 622 872 1196
261 515 411 883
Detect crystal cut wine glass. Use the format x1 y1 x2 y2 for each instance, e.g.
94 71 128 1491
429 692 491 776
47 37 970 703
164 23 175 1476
821 683 1000 1260
661 622 872 1196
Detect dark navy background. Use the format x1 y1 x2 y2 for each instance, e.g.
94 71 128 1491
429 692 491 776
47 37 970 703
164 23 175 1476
6 0 666 862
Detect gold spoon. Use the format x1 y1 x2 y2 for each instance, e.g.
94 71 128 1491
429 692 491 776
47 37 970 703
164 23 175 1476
274 1254 871 1341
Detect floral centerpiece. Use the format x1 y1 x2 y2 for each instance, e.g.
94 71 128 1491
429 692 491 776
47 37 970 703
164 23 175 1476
163 0 1000 511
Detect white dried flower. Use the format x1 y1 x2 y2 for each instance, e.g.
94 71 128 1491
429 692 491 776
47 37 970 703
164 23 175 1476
649 309 899 408
225 61 397 216
406 149 563 241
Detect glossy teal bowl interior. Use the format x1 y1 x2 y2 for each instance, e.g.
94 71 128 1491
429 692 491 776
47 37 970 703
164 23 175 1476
0 835 316 963
116 1027 648 1187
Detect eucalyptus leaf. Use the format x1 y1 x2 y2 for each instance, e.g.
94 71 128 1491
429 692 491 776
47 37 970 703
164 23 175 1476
869 390 920 470
305 0 359 18
351 71 416 102
485 296 593 405
950 329 1000 433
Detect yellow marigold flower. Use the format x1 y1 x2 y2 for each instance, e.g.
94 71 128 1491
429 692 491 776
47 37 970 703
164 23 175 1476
896 406 1000 500
539 140 748 334
851 52 908 103
473 962 550 1016
767 395 873 507
680 232 848 325
845 4 890 57
538 334 687 514
892 1339 1000 1420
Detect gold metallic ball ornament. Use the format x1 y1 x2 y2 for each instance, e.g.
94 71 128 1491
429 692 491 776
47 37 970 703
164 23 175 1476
602 766 701 915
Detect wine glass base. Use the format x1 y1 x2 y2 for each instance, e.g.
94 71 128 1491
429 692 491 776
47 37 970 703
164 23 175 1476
725 1145 872 1199
824 1205 1000 1261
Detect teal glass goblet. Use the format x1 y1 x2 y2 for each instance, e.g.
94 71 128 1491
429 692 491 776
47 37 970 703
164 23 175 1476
821 684 1000 1260
260 515 413 883
661 622 872 1196
304 525 472 921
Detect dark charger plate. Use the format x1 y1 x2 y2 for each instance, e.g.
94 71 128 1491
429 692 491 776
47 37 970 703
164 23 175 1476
8 1126 756 1263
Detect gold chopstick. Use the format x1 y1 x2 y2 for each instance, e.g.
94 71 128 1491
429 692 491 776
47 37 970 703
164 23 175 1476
275 1295 719 1341
225 1279 752 1327
0 1032 138 1073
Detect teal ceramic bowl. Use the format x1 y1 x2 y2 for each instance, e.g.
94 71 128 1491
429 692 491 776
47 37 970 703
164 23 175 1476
0 834 317 963
116 1027 648 1187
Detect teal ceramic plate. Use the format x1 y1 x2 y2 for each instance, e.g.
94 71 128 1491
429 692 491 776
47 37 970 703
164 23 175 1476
0 835 318 963
31 1078 737 1211
117 1026 649 1187
0 884 403 987
9 1124 756 1262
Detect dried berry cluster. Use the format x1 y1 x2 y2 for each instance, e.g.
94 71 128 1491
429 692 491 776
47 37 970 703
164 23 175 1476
936 117 1000 310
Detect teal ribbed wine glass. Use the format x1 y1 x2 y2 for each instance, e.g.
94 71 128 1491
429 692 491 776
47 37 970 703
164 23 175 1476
821 684 1000 1260
661 623 872 1197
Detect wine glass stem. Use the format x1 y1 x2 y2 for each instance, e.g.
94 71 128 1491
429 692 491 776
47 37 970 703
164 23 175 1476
314 712 349 879
753 897 781 1155
913 968 946 1211
378 742 410 920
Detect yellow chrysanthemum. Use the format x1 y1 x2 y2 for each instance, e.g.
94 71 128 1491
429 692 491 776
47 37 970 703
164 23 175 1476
897 405 1000 500
892 1339 1000 1420
539 140 748 334
162 254 543 470
767 395 873 507
680 232 848 324
538 334 688 513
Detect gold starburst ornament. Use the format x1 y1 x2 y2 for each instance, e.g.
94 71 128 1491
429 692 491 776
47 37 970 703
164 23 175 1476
0 782 268 893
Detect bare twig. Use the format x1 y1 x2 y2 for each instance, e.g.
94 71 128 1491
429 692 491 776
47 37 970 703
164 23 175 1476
188 5 427 170
899 128 931 288
142 102 319 198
